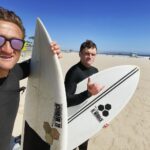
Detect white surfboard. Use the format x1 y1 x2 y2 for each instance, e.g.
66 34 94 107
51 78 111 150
21 18 67 150
68 65 140 150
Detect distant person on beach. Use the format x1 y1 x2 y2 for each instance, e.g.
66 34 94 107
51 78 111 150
0 7 61 150
65 40 105 150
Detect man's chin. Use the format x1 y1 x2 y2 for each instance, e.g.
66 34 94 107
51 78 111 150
86 62 93 67
85 64 92 68
0 64 15 71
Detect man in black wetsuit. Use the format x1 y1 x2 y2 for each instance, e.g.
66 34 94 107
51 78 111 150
65 40 104 150
0 7 61 150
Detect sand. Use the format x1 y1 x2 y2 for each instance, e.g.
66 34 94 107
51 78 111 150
13 52 150 150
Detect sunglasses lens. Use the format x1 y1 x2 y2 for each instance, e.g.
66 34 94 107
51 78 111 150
11 39 24 50
0 36 5 47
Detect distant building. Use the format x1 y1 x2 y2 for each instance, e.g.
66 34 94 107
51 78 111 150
131 53 138 57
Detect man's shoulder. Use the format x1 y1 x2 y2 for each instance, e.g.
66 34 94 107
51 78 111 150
67 62 80 73
65 63 81 79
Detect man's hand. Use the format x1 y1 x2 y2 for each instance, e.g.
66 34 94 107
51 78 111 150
87 78 104 95
103 123 109 128
50 41 62 59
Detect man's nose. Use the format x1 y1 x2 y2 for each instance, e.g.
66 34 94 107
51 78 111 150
0 41 13 54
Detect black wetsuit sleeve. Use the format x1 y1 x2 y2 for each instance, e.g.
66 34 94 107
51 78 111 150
65 68 91 107
65 80 90 107
17 59 31 80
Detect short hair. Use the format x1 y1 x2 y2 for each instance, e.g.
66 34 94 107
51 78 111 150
80 40 97 53
0 7 25 38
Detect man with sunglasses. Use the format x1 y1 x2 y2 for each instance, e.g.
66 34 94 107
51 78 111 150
0 7 61 150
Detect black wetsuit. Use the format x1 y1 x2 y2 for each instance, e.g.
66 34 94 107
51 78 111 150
64 61 98 150
0 60 30 150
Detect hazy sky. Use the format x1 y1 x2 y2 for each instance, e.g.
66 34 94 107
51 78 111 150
1 0 150 54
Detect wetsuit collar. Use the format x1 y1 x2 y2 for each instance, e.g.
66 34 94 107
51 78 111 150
79 61 92 70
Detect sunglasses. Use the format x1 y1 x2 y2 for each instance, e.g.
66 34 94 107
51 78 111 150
0 35 25 51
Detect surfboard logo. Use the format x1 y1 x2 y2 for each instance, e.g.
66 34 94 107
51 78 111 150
91 104 111 122
98 104 111 117
91 108 103 123
53 103 63 128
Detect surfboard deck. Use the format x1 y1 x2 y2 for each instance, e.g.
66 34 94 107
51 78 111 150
21 18 67 150
68 65 140 150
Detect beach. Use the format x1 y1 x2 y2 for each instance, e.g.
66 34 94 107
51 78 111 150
13 52 150 150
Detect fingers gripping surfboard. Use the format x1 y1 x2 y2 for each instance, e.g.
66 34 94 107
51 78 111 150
67 65 140 150
21 18 67 150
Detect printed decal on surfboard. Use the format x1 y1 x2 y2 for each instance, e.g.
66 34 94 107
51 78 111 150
91 103 112 122
52 103 63 128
